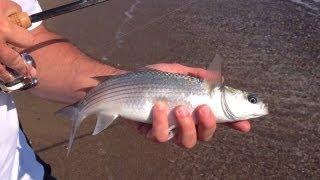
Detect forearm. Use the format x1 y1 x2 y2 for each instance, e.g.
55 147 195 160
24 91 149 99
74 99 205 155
27 25 124 103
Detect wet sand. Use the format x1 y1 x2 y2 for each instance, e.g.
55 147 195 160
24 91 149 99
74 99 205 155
13 0 320 179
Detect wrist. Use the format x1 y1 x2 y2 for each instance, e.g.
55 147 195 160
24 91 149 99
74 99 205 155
26 26 128 103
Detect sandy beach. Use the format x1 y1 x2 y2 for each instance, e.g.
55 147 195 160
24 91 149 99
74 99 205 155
12 0 320 179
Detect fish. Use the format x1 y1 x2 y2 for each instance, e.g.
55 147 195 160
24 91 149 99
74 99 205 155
56 55 268 153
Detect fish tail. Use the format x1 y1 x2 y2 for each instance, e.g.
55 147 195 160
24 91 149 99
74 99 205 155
55 104 84 155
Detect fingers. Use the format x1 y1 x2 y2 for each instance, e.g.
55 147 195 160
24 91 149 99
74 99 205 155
0 1 34 48
151 102 169 142
189 68 223 82
196 105 216 141
0 44 35 81
0 1 36 83
147 63 223 82
4 0 22 16
5 24 34 47
152 104 216 148
0 19 35 48
149 101 249 149
229 120 251 132
0 64 14 82
174 106 197 148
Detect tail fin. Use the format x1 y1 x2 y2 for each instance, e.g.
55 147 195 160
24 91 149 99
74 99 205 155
55 104 83 155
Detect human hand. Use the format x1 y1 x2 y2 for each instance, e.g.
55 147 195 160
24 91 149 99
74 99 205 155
0 0 36 82
125 63 251 148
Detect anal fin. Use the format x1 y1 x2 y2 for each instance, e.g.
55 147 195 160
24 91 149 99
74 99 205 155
92 113 118 135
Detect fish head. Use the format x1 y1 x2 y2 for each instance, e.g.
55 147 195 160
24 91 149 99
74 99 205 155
216 86 268 120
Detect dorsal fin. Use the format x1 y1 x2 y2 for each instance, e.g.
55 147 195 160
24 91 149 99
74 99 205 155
207 54 223 74
206 54 224 87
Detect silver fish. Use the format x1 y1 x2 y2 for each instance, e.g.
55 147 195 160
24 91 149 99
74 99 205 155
56 56 268 152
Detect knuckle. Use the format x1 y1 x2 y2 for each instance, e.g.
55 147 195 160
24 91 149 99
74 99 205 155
7 56 18 66
0 66 12 82
180 117 194 129
27 35 35 45
4 1 22 12
8 58 27 75
174 106 189 119
13 5 22 12
0 45 18 63
11 1 22 11
8 55 22 67
0 44 6 54
0 48 27 74
197 107 216 129
0 21 10 34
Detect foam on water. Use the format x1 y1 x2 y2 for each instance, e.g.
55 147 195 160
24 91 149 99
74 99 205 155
115 0 141 48
289 0 320 12
101 0 141 61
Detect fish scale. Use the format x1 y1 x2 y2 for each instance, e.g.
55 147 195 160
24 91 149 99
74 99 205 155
83 80 206 114
81 69 208 111
89 69 205 95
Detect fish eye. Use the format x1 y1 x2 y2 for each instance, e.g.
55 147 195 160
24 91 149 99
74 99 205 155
247 94 258 104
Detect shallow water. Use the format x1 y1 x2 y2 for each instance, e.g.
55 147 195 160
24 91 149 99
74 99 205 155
290 0 320 11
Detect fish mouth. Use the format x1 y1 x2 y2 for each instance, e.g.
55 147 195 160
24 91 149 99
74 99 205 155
252 106 269 118
250 113 266 119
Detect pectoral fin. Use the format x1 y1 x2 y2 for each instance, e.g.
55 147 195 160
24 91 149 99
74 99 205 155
92 113 118 135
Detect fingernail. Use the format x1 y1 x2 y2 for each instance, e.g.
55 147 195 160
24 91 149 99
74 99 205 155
176 106 189 118
204 134 214 141
199 106 210 117
155 102 166 111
